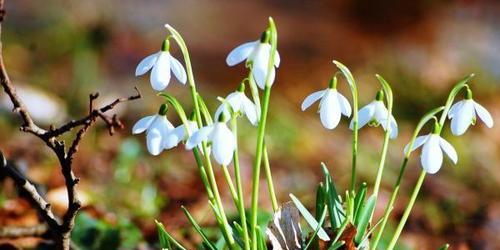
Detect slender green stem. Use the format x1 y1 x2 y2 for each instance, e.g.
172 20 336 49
263 144 278 211
202 148 236 249
371 106 444 250
231 117 250 250
332 61 359 192
250 17 278 250
221 165 239 207
373 132 391 197
386 170 426 250
165 24 235 249
250 85 271 250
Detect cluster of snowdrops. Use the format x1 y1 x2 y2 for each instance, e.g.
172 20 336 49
131 18 493 250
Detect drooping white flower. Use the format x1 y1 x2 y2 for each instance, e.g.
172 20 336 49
132 105 174 156
301 80 351 130
135 40 187 91
214 84 259 126
163 120 199 149
448 89 494 136
226 31 280 89
349 91 398 139
185 119 236 166
404 132 458 174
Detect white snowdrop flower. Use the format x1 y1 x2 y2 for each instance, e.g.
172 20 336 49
404 124 458 174
163 120 199 150
185 114 236 166
301 78 351 130
214 83 259 126
132 104 174 156
226 30 280 89
448 88 494 136
135 39 187 91
349 90 398 139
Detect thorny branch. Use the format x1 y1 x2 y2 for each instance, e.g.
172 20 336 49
0 0 141 249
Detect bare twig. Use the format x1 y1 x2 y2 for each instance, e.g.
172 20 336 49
0 1 141 249
0 224 48 239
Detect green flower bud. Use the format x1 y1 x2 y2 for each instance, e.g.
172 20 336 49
161 39 170 52
260 29 271 43
158 103 168 115
465 88 473 100
237 82 246 92
328 76 338 89
375 89 384 101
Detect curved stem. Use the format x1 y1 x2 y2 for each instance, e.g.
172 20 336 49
251 17 278 250
231 117 250 250
332 61 359 192
263 144 278 211
386 170 426 250
371 106 444 250
165 24 235 249
221 165 239 206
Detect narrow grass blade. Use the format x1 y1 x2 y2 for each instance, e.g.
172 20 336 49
181 206 217 250
289 194 330 241
354 195 376 244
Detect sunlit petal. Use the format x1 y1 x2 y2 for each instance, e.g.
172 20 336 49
350 102 375 130
420 135 443 174
473 101 494 128
132 115 156 134
226 41 258 66
169 54 187 84
450 100 474 136
301 90 326 111
135 52 158 76
150 52 171 91
439 137 458 164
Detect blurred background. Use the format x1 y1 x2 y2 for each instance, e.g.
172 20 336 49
0 0 499 249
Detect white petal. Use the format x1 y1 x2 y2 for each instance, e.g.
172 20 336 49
135 52 158 76
226 92 243 112
163 125 185 149
226 41 258 66
388 115 398 139
404 135 429 155
132 115 156 134
186 126 213 150
421 135 443 174
150 52 171 91
450 100 474 136
337 92 352 117
274 51 281 67
350 102 375 130
146 117 171 156
252 44 272 89
169 54 187 84
448 101 463 119
373 101 389 123
473 101 494 128
319 90 341 129
211 123 236 166
439 137 458 164
301 90 326 111
241 96 258 125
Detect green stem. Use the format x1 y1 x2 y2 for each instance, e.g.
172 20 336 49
332 61 359 192
386 170 426 250
371 106 444 250
221 165 239 207
165 24 235 249
263 144 278 211
250 17 278 250
250 85 271 250
373 132 390 197
231 117 250 250
202 148 236 249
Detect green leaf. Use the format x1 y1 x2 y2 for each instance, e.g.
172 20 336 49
155 220 187 250
315 183 326 220
332 60 356 89
354 195 376 244
321 163 345 229
353 182 367 225
289 194 330 241
303 205 328 250
181 206 217 250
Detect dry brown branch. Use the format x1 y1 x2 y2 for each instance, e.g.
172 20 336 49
0 1 141 249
